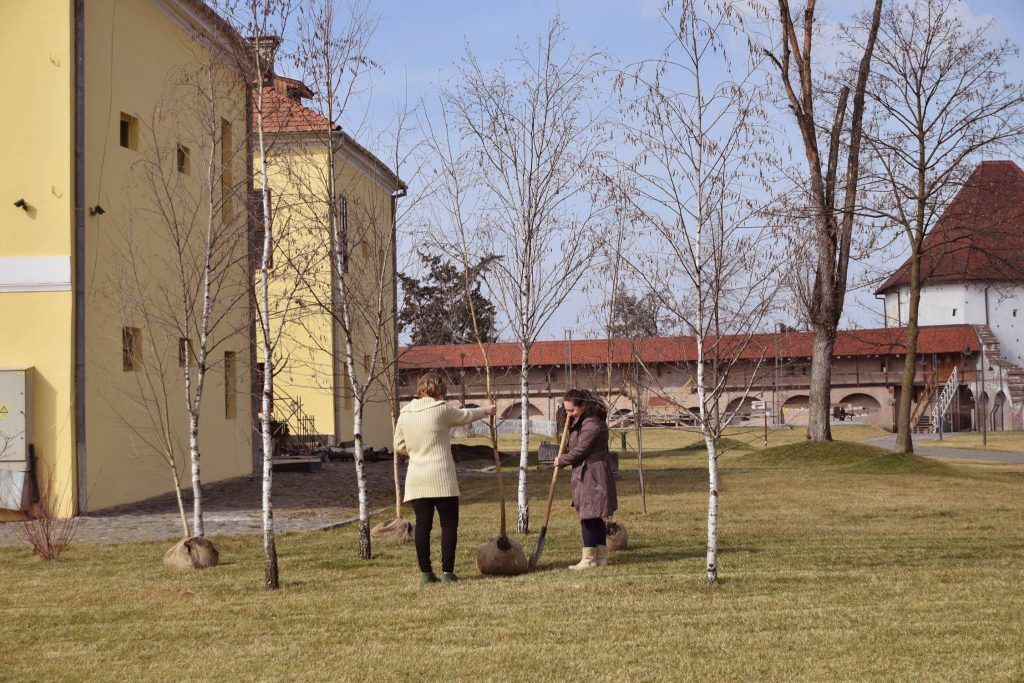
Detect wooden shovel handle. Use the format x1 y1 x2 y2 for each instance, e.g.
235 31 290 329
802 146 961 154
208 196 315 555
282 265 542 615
541 417 572 529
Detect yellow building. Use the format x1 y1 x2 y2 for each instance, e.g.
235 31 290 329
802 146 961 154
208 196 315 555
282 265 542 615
0 1 254 520
256 63 404 451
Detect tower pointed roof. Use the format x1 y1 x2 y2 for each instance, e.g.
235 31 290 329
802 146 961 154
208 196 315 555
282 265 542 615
877 160 1024 293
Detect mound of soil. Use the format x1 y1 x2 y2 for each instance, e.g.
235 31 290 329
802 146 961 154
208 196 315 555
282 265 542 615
371 518 414 543
476 537 528 576
163 537 219 570
606 521 628 551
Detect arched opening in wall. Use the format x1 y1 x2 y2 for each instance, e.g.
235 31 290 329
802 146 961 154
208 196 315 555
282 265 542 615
993 391 1007 432
724 396 757 423
977 391 990 432
838 393 882 422
782 395 810 426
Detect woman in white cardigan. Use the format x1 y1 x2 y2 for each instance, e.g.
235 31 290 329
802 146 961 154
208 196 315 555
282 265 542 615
395 372 496 585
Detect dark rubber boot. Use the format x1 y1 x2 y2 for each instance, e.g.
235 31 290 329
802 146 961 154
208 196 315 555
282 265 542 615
441 572 459 584
420 572 440 585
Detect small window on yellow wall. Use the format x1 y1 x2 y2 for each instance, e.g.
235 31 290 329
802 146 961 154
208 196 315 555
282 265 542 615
177 145 191 175
224 351 237 419
119 113 138 150
122 327 142 371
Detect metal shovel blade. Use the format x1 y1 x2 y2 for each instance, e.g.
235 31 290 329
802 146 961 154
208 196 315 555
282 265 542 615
528 526 548 571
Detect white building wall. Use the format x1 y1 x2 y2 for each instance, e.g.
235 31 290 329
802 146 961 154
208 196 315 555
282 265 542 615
884 282 1024 364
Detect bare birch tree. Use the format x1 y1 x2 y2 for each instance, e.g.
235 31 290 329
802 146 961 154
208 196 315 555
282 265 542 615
216 0 297 589
105 56 251 544
614 0 779 584
857 0 1024 452
758 0 884 441
289 0 413 559
421 103 519 547
441 17 608 533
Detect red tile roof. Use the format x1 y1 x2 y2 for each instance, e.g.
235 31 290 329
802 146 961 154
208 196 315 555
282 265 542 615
878 160 1024 293
255 86 338 133
398 325 981 370
254 82 406 192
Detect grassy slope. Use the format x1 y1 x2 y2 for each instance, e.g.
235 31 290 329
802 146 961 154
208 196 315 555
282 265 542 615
2 442 1022 681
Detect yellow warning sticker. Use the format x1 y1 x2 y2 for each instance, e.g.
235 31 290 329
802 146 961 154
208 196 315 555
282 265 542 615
0 405 7 419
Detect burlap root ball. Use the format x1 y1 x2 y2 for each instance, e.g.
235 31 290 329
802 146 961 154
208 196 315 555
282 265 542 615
476 536 528 576
163 537 219 570
371 518 414 544
605 521 628 552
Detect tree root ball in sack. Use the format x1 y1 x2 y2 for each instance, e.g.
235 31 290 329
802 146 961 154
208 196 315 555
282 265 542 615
163 537 219 570
476 536 528 576
371 518 414 544
606 521 628 552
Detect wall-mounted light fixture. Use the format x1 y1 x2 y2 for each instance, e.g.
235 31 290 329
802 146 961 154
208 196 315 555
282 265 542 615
13 198 28 211
89 205 105 216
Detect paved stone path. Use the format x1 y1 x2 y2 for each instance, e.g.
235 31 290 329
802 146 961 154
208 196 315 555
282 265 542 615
865 434 1024 464
0 458 493 547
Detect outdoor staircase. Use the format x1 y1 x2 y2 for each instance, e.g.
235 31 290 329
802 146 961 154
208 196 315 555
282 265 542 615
974 326 1024 414
912 405 933 433
910 373 938 434
929 367 959 434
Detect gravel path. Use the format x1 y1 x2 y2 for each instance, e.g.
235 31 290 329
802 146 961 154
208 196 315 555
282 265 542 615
0 458 494 547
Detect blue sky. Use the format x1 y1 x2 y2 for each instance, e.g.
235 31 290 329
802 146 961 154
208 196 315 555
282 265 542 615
343 0 1024 341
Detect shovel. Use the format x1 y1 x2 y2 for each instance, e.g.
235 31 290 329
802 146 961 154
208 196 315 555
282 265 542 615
528 416 572 571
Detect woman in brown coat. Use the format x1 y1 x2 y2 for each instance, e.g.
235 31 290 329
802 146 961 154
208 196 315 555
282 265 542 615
554 388 618 569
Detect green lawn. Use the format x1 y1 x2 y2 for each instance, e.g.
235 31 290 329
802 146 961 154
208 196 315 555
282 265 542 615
2 442 1022 681
917 430 1024 453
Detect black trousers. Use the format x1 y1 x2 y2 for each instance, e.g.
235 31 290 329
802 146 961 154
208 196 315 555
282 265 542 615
580 517 607 548
411 496 459 574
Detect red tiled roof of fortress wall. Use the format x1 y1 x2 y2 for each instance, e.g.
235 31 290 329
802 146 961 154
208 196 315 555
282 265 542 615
878 160 1024 293
398 325 981 370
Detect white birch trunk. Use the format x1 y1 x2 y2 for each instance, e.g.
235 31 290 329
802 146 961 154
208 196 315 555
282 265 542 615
188 413 203 537
352 398 371 559
260 354 278 588
255 83 279 590
703 427 720 585
515 344 530 534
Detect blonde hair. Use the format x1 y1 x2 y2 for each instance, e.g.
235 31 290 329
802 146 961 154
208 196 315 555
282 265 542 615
416 372 447 400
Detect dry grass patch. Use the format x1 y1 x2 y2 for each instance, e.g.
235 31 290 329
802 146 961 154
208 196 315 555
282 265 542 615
1 442 1021 681
916 430 1024 453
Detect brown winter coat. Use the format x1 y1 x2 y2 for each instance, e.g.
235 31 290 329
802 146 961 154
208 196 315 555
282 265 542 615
557 414 618 520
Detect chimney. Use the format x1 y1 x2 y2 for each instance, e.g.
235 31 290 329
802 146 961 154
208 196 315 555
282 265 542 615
247 35 282 85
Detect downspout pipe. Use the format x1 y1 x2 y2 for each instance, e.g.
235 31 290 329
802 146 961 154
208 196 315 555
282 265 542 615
984 285 991 327
391 186 407 419
874 293 887 327
73 0 86 515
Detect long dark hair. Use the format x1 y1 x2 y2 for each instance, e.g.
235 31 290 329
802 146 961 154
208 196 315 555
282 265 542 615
562 388 608 422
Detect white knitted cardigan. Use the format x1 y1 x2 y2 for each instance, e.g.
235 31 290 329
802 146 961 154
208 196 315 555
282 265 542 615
395 397 488 501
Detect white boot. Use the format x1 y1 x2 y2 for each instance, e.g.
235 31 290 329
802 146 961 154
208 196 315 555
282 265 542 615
596 545 608 567
569 546 599 570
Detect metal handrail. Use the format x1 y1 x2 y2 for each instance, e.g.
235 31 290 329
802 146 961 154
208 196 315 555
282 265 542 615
931 367 958 433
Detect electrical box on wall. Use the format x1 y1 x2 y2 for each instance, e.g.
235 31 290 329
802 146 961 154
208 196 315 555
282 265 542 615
0 367 34 511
